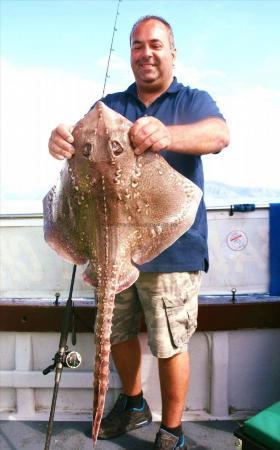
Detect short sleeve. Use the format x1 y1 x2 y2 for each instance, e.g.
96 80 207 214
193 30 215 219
186 89 225 123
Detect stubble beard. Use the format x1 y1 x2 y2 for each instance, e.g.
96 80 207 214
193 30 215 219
134 62 163 92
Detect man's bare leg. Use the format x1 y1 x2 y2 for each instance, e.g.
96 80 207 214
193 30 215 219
111 339 189 426
111 336 142 395
158 351 190 427
98 337 151 440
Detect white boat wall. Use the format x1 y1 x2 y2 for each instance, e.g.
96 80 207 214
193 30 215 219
0 207 270 298
0 207 280 421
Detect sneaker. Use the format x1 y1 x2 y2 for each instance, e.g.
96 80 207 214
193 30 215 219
98 393 152 439
154 428 188 450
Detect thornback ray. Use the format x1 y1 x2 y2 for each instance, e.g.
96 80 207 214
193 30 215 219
43 101 202 446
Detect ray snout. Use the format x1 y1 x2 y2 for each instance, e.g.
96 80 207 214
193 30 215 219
80 102 131 164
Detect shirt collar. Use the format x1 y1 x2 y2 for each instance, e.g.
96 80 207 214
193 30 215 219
126 77 183 97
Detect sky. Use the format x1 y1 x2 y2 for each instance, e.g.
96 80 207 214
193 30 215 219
1 0 280 213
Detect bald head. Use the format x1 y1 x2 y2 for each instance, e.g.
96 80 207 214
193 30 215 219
130 15 175 50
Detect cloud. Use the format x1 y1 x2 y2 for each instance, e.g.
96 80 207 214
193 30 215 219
96 53 133 92
203 84 280 189
1 57 280 215
0 56 134 212
175 60 226 89
174 59 280 190
0 58 103 200
96 53 130 72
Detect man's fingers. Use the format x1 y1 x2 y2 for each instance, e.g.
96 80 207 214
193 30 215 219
132 127 154 154
55 124 74 143
50 134 75 154
130 117 171 155
130 116 151 134
49 123 75 160
129 117 155 142
49 149 65 161
134 131 169 155
150 137 170 152
130 122 157 146
49 141 73 159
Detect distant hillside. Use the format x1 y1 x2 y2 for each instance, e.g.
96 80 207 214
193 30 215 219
1 182 279 214
205 181 280 206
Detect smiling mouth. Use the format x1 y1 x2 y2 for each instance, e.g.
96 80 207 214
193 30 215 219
140 63 156 69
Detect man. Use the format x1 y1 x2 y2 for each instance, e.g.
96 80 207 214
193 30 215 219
49 16 229 450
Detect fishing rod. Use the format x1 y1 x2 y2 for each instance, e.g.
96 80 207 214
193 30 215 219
42 2 122 449
102 0 122 97
43 265 82 450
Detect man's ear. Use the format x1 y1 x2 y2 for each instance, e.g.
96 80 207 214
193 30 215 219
172 48 177 63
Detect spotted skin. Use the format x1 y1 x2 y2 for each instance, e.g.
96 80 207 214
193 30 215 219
43 101 202 446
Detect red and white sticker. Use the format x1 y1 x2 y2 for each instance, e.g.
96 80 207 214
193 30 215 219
227 230 248 251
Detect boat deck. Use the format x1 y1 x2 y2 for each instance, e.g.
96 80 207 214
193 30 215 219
0 420 241 450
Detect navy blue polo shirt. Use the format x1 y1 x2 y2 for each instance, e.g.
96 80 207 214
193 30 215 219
98 77 224 272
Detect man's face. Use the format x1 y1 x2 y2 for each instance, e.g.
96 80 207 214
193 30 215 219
130 19 176 91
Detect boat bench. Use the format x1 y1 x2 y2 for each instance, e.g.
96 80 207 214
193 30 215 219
234 401 280 450
0 294 280 332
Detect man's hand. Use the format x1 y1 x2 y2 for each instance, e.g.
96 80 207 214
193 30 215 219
48 124 75 160
129 116 171 155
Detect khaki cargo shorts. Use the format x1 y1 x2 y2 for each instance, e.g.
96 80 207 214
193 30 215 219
110 271 202 358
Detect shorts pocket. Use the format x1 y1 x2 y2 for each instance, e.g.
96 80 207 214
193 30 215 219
162 297 190 348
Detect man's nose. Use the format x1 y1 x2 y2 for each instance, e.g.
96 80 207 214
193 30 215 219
141 45 153 58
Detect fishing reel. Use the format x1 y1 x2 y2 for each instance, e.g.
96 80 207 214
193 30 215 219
43 347 82 375
64 349 82 369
